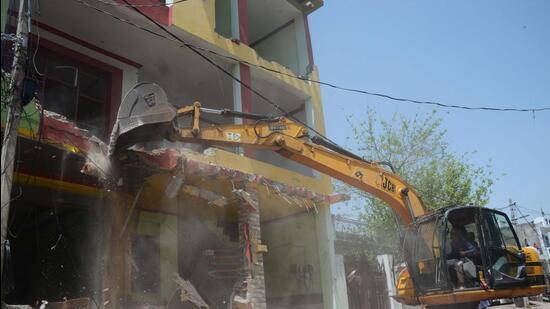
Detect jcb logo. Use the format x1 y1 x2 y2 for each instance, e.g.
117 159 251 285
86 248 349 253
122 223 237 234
226 132 241 142
381 176 396 192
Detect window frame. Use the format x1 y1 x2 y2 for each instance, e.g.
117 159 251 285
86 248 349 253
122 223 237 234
38 47 111 136
36 37 124 140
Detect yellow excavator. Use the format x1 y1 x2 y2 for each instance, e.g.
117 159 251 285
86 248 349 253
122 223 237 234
109 83 547 308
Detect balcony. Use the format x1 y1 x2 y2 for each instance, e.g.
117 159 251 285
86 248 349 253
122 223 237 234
215 0 320 77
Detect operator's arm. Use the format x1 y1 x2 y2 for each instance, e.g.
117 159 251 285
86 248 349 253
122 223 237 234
459 241 479 258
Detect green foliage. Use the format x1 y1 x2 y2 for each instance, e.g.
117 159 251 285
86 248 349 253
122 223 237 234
339 107 495 259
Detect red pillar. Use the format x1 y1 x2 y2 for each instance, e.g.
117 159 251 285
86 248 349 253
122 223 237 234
237 0 249 45
238 0 251 115
237 0 254 156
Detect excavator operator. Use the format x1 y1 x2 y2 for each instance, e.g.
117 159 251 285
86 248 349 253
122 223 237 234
447 227 480 288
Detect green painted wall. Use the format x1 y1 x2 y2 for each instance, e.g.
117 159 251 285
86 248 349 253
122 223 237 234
253 15 310 76
1 100 41 136
214 0 232 39
130 211 178 305
262 213 323 299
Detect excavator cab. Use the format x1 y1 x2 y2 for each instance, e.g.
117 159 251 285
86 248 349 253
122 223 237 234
404 206 527 297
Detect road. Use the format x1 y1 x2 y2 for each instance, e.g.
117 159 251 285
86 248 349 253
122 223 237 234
489 301 550 308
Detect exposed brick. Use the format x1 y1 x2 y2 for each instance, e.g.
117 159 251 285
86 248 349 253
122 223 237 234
232 185 266 309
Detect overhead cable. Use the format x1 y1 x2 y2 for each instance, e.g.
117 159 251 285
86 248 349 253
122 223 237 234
70 0 549 114
117 0 342 149
515 206 541 238
92 0 189 7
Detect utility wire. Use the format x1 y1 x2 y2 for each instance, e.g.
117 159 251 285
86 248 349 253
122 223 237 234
516 204 547 215
70 0 550 114
515 205 542 240
497 203 547 216
117 0 343 150
92 0 189 8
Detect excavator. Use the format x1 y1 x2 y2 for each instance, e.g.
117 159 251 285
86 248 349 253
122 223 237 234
109 83 547 308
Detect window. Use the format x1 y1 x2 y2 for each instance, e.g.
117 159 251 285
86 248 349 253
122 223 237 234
36 49 111 137
444 221 481 257
481 210 526 286
493 213 518 249
404 217 446 293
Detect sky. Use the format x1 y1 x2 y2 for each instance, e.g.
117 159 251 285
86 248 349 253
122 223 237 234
308 0 550 219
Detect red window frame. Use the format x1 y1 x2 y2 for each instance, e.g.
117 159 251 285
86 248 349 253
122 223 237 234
37 37 123 139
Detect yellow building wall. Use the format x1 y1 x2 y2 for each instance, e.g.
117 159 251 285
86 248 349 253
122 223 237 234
171 0 331 195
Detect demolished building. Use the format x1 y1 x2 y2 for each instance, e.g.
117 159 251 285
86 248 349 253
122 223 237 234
1 0 350 308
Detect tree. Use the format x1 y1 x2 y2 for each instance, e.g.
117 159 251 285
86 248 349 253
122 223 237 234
339 108 495 258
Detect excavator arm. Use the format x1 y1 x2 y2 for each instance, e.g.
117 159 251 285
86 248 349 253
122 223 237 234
170 102 427 224
109 83 546 308
108 82 426 223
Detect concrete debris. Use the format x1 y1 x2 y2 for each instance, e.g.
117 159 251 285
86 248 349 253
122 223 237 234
255 244 268 254
165 159 186 199
44 297 91 309
43 110 75 124
10 298 91 309
117 146 350 209
232 189 258 211
32 109 112 181
80 144 111 179
232 296 250 309
39 300 48 309
230 280 249 306
182 185 228 207
42 110 106 155
169 274 209 309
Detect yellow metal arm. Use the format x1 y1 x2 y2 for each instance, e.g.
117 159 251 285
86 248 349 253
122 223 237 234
172 103 426 224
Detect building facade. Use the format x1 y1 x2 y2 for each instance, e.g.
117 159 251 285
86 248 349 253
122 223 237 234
1 0 347 308
514 215 550 280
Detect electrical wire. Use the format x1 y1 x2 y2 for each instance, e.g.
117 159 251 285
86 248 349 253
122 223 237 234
496 203 546 216
117 0 344 151
517 204 547 215
515 205 542 239
70 0 549 114
66 0 550 127
93 0 189 7
31 16 44 76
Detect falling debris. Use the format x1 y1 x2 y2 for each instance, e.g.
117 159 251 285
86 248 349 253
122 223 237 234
232 189 259 211
181 185 228 207
123 146 350 208
165 159 186 199
44 298 91 309
169 274 209 309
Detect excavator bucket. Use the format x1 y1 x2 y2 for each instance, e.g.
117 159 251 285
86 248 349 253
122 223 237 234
108 82 177 155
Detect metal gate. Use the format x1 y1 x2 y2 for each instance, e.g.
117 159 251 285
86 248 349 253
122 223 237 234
346 256 390 309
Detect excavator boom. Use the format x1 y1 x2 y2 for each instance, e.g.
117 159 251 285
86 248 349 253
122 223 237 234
171 102 426 224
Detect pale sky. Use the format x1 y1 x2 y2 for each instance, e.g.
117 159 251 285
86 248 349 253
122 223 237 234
309 0 550 219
